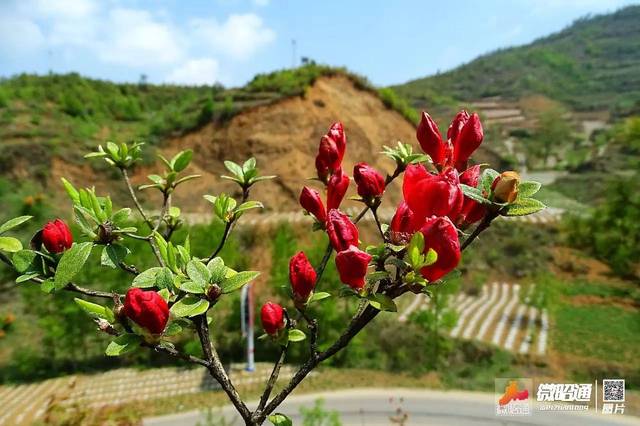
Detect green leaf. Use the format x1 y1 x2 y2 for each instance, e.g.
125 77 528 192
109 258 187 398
235 201 264 215
0 216 32 235
207 257 227 283
156 267 174 289
41 279 55 293
164 321 183 336
288 329 306 343
158 288 171 302
61 178 80 204
180 281 206 294
171 150 193 172
105 334 141 356
407 232 424 269
220 271 259 294
54 242 93 290
423 248 438 267
308 291 331 304
170 296 210 318
224 160 244 180
366 271 390 283
16 273 38 283
369 294 397 312
74 298 114 322
503 198 546 216
0 237 22 252
12 250 38 273
518 181 542 198
101 244 130 269
132 267 162 288
186 260 211 285
268 413 293 426
481 168 499 193
111 208 131 225
460 184 490 204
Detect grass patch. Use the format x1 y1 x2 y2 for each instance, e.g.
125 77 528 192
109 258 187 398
552 304 639 364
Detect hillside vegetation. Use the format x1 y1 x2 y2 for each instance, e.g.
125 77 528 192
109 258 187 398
393 5 640 115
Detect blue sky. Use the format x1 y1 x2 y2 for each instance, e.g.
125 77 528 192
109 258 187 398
0 0 637 87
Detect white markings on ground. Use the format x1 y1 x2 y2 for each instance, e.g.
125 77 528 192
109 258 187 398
476 283 510 340
461 283 501 339
491 285 521 346
450 285 492 338
537 309 550 355
503 304 527 350
518 306 538 354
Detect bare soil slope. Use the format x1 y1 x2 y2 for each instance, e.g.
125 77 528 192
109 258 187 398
127 75 417 213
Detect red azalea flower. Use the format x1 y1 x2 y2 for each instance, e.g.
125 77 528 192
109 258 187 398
418 216 461 282
335 245 372 290
261 302 285 335
402 164 463 221
327 168 350 211
289 251 317 303
123 288 170 335
353 162 385 198
326 209 359 252
42 219 73 253
300 186 327 223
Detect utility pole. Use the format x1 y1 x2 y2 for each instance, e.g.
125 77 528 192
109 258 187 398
241 284 255 372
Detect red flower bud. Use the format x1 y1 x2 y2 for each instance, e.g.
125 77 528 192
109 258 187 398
402 165 463 221
261 302 285 335
327 168 350 211
123 288 169 335
390 201 422 237
327 122 346 161
418 216 461 282
416 112 446 165
447 110 470 143
42 219 73 253
453 113 483 169
315 155 330 183
317 135 341 173
300 186 327 223
335 245 372 290
326 209 359 252
289 251 316 303
457 165 486 226
353 162 385 198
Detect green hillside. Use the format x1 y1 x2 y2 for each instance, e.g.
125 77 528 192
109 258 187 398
393 5 640 114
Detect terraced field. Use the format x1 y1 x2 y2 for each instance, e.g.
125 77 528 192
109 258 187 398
0 364 298 426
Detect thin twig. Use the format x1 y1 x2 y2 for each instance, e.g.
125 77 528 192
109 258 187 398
460 210 499 251
256 346 288 412
121 168 153 229
207 187 250 262
370 204 386 241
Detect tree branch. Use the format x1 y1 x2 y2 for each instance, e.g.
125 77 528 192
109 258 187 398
193 315 252 423
207 187 250 262
120 168 153 229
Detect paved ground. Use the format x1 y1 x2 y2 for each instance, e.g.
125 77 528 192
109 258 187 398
144 388 639 426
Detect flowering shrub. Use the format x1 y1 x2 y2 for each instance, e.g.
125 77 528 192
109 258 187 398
0 110 545 425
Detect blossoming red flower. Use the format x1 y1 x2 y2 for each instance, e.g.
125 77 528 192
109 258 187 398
326 209 359 252
123 288 169 335
300 186 327 223
457 165 486 226
335 245 372 290
353 162 385 198
289 251 316 303
42 219 73 253
418 216 461 282
402 165 463 221
389 201 423 243
452 112 483 170
327 168 350 211
416 112 446 166
261 302 285 335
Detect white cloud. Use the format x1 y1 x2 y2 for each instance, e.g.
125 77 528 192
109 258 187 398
191 14 276 60
166 58 220 85
0 16 45 57
98 8 185 67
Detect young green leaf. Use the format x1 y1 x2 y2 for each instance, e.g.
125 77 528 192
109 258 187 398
460 184 491 204
0 216 32 235
54 242 93 290
171 150 193 172
268 413 293 426
180 281 206 294
207 257 227 283
100 244 130 269
74 298 114 322
12 249 38 273
220 271 259 293
517 181 542 198
0 237 23 253
186 260 211 286
368 294 397 312
307 291 331 304
105 334 141 356
132 267 162 288
288 329 306 343
170 296 210 318
503 198 546 216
